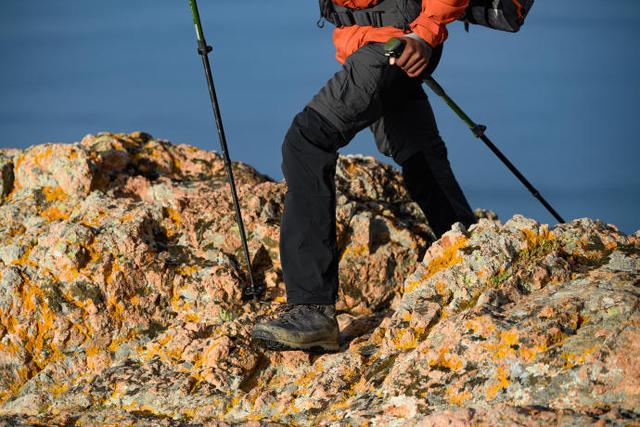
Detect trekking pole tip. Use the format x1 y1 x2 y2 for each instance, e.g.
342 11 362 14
242 282 266 301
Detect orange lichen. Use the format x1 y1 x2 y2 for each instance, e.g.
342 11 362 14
81 209 107 228
392 327 425 351
340 244 369 261
86 345 107 372
345 162 359 175
120 212 135 223
48 382 70 398
519 344 547 362
106 259 120 286
522 225 554 250
41 206 71 222
140 332 186 366
447 385 472 406
434 281 448 296
483 329 520 361
57 266 79 283
404 236 467 293
465 316 496 338
107 330 138 353
562 346 598 369
165 207 182 227
42 186 67 202
10 244 33 267
429 347 464 372
107 294 126 325
32 146 54 168
486 366 510 400
0 276 66 403
176 265 199 276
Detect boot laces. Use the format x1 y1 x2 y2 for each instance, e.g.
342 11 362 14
272 304 331 326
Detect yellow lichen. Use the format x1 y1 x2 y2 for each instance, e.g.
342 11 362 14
107 330 138 353
10 244 33 267
483 329 520 361
81 209 107 228
42 186 67 202
404 236 467 293
48 382 70 398
562 346 597 368
106 259 120 286
176 265 199 276
522 225 554 250
391 328 423 351
340 244 369 261
518 344 547 362
41 206 70 222
434 281 448 296
446 385 472 406
429 347 464 372
107 294 126 324
165 207 182 227
465 316 496 338
485 366 510 400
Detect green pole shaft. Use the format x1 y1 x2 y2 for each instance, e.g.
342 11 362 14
188 0 205 42
425 76 565 224
382 37 565 223
425 77 477 130
187 0 264 299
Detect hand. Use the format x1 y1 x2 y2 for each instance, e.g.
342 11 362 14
389 36 432 78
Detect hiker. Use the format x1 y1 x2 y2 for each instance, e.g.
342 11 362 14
251 0 477 352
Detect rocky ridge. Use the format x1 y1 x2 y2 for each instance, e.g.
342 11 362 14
0 132 637 426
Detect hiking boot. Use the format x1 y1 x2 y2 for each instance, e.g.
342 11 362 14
251 304 340 352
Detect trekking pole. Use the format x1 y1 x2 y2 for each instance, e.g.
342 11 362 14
188 0 265 300
384 38 565 224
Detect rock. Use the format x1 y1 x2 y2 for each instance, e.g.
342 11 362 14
0 132 637 425
13 143 94 198
0 155 14 201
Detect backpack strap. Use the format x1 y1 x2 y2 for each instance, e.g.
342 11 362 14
322 0 421 31
330 10 385 27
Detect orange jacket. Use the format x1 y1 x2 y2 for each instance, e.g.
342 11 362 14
332 0 469 63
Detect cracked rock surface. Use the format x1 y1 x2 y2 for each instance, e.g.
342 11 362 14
0 132 637 426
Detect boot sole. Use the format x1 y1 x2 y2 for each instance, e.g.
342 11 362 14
251 330 340 353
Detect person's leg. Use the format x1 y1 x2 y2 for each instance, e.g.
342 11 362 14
280 43 408 305
279 107 343 305
254 44 410 351
401 140 476 237
370 81 476 238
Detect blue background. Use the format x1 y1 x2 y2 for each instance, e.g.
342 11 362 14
1 1 638 233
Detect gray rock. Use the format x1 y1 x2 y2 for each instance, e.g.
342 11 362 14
0 155 14 200
605 249 640 273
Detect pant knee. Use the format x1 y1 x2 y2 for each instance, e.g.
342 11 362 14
281 107 343 195
284 107 345 154
424 136 448 159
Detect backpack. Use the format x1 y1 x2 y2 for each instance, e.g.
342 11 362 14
463 0 534 32
319 0 534 33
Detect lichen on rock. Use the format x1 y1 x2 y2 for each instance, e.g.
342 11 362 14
0 132 637 426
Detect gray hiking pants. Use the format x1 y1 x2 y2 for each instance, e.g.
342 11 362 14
281 42 475 305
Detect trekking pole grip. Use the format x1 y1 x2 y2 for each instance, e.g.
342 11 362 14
384 37 406 59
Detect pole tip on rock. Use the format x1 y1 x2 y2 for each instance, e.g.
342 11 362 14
242 282 266 301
